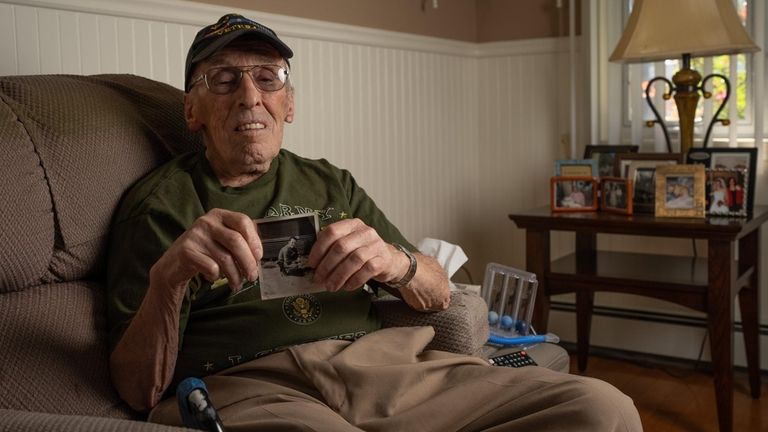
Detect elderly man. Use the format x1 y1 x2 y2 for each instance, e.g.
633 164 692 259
107 14 642 432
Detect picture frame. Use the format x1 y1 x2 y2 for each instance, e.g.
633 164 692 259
705 168 749 217
613 152 684 179
550 176 599 212
554 159 599 177
686 147 757 215
583 144 639 177
625 159 681 214
600 177 633 215
654 164 706 218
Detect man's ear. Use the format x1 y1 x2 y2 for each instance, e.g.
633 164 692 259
284 90 295 124
184 93 203 132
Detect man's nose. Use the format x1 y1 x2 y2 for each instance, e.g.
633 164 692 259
237 72 263 106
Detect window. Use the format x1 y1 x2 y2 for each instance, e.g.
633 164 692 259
593 0 765 150
628 1 751 125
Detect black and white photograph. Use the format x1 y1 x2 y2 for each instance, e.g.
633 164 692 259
256 213 322 300
630 167 656 213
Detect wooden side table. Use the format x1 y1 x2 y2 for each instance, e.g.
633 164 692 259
508 206 767 432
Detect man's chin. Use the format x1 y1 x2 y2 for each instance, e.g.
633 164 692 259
241 148 280 173
242 147 278 166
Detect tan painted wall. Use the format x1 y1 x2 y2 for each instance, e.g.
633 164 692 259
187 0 579 42
477 0 580 42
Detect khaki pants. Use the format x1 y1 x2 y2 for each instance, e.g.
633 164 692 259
150 327 642 431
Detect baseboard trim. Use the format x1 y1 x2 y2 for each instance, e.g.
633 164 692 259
550 301 768 335
559 341 768 377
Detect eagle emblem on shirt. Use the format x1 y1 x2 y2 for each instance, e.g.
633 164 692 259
282 294 321 325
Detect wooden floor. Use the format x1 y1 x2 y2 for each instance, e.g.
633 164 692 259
569 354 768 432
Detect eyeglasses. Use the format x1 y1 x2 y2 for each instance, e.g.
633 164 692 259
189 64 289 94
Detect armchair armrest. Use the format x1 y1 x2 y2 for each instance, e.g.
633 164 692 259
0 409 192 432
372 291 489 357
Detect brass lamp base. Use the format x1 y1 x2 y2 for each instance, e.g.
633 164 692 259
644 53 731 154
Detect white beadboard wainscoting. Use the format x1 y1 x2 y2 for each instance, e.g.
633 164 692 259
2 0 765 370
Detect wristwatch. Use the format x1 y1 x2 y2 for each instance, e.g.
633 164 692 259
385 243 418 289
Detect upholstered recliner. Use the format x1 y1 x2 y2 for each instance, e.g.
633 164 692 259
0 74 494 431
0 74 566 432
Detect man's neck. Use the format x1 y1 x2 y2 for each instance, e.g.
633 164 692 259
205 151 273 187
215 164 270 187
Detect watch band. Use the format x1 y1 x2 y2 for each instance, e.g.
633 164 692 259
385 243 417 289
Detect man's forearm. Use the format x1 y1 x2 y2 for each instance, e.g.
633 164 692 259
385 253 450 312
109 276 186 412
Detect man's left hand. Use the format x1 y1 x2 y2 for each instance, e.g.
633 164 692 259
307 218 407 292
307 218 451 312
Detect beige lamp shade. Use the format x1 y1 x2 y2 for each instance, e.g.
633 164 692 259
609 0 760 63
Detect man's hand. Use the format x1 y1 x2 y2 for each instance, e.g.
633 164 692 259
152 208 263 296
308 218 405 292
111 208 262 412
307 218 450 312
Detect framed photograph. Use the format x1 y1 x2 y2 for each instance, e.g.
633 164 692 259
625 159 681 214
583 144 639 177
614 152 683 179
687 147 757 214
256 213 322 300
600 177 633 215
550 176 599 212
706 168 749 217
654 164 706 218
554 159 599 177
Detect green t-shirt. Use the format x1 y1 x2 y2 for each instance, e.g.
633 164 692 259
106 149 413 387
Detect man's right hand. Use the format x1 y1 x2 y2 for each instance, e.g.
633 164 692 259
151 208 263 294
111 208 262 412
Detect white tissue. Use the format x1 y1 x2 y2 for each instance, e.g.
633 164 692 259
416 238 467 278
417 238 474 292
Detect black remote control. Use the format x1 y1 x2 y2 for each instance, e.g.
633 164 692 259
488 350 537 368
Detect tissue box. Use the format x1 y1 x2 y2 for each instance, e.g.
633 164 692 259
452 282 481 295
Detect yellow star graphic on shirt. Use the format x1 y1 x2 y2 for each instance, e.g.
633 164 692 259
203 361 214 371
339 211 348 219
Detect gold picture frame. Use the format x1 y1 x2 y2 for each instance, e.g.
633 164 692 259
654 164 706 218
554 159 599 177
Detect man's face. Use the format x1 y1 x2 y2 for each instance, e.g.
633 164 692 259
185 41 294 186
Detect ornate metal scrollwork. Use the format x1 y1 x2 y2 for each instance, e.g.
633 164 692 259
700 73 731 148
644 76 674 152
644 73 732 152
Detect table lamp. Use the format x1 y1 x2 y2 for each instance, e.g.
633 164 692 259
609 0 759 154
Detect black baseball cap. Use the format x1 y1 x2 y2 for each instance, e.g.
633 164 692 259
185 14 294 91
